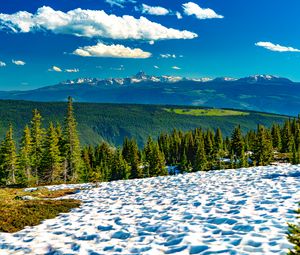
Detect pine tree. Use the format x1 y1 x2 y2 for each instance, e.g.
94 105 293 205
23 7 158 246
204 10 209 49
56 123 68 182
253 125 274 166
214 128 224 169
18 125 33 184
158 133 171 164
204 130 214 160
30 109 44 184
239 146 248 168
122 138 142 179
144 137 167 177
231 126 244 158
111 149 130 181
64 96 83 182
40 123 62 183
0 124 17 185
169 129 181 165
82 146 95 182
194 138 208 171
179 148 190 173
271 124 282 151
282 120 294 153
94 142 114 181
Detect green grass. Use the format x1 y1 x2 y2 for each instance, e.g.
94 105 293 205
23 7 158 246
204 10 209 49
165 108 249 117
0 188 80 233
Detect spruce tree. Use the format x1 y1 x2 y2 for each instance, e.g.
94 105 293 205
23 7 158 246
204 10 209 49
144 137 167 177
64 96 83 182
179 148 190 173
253 125 273 166
231 125 244 158
111 149 130 181
282 120 294 153
214 128 224 169
271 124 282 151
94 142 114 181
30 109 44 184
40 123 62 183
56 123 68 182
204 130 214 160
82 146 94 182
18 125 33 184
194 138 208 171
122 138 142 179
0 124 17 185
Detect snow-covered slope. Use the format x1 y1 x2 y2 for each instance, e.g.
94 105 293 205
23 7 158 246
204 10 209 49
0 165 299 254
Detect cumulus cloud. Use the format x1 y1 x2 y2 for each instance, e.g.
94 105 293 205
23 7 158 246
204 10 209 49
154 65 159 69
255 41 300 52
48 66 62 72
65 68 79 73
160 54 177 59
141 4 169 16
0 61 6 67
0 6 197 41
12 59 25 65
105 0 136 8
73 42 151 59
172 66 181 70
183 2 224 20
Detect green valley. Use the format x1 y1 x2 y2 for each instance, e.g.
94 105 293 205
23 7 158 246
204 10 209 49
0 100 289 147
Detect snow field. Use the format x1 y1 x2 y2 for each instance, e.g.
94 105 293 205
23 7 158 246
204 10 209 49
0 165 299 254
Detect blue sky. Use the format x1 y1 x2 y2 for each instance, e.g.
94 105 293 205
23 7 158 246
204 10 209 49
0 0 300 90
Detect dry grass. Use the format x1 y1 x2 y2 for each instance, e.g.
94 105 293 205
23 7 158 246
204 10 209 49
0 188 81 233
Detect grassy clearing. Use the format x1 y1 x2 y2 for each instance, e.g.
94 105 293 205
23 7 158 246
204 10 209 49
0 188 80 233
165 108 249 117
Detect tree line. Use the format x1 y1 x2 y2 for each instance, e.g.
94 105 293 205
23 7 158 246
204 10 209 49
0 97 300 186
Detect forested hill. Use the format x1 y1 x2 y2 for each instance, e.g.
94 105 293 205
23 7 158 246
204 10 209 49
0 100 289 146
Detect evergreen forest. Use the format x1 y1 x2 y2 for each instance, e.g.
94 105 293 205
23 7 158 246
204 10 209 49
0 97 300 187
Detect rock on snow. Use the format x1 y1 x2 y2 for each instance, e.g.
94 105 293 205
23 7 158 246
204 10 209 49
0 165 300 254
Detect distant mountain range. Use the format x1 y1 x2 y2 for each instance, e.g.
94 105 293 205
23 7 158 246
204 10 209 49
0 72 299 116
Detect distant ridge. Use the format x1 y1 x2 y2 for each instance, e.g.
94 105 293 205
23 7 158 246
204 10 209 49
0 73 299 116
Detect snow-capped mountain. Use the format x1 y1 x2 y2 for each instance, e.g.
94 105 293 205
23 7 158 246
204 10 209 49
237 75 293 84
60 72 211 86
0 72 299 116
60 72 293 87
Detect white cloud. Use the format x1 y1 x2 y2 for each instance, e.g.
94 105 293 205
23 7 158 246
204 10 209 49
176 12 183 19
73 42 151 59
12 59 25 65
65 68 79 73
183 2 224 20
0 61 6 67
172 66 181 70
160 54 177 59
105 0 136 8
141 4 169 16
0 6 197 41
48 66 62 72
255 41 300 52
154 65 159 69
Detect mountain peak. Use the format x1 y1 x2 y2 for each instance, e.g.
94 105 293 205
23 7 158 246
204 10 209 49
134 71 149 80
238 75 293 84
